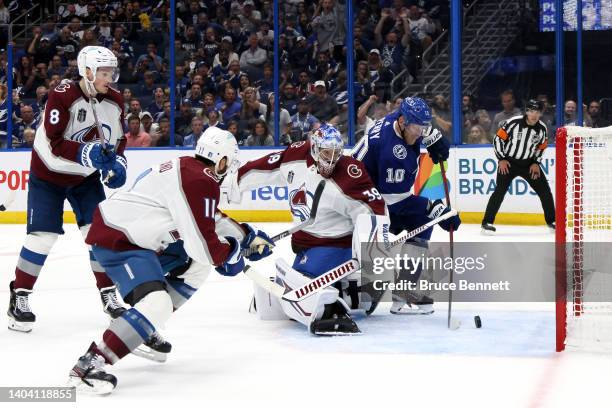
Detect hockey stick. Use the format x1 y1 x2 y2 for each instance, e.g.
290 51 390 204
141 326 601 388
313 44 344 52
244 210 458 302
89 97 122 183
241 180 325 257
439 160 458 330
386 208 458 250
243 259 359 302
0 187 17 211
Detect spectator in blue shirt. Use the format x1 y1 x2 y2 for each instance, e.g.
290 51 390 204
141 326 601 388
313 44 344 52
146 87 165 116
182 116 206 147
13 104 39 147
215 84 242 123
135 43 163 78
288 98 320 144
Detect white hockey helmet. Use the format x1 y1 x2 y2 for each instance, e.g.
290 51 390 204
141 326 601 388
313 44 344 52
195 127 239 178
77 46 119 83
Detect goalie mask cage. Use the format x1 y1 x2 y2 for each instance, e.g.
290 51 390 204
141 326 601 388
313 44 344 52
556 125 612 352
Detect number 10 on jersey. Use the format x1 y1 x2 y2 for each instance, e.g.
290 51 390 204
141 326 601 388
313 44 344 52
385 168 405 183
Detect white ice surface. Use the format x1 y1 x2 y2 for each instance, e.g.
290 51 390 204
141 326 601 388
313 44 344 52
0 223 610 407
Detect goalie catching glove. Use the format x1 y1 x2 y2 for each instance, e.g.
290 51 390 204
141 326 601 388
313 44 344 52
426 199 461 232
241 224 274 261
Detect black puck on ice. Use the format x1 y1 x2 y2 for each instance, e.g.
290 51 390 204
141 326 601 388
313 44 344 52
0 205 5 211
474 315 482 328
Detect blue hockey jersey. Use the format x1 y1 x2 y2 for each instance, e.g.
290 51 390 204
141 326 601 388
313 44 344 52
351 112 424 215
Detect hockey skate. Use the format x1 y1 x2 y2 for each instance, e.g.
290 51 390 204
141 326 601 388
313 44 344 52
7 281 35 333
68 342 117 395
390 293 434 315
99 286 127 319
310 301 361 336
481 223 496 235
132 331 172 363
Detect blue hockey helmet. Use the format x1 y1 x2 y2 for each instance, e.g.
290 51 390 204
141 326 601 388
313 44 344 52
310 123 344 178
399 97 432 127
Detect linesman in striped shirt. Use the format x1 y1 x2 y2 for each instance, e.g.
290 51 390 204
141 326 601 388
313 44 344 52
481 99 555 234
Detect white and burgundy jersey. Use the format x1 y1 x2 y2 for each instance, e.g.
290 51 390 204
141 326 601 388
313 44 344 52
86 157 233 267
234 141 388 249
32 80 126 187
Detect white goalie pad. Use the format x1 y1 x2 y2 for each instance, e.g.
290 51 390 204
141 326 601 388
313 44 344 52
251 279 288 321
274 258 340 330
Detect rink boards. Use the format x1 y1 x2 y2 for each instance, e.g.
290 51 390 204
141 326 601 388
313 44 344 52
0 146 556 224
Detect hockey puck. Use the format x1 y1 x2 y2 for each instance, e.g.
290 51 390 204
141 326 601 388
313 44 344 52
474 315 482 328
0 205 5 211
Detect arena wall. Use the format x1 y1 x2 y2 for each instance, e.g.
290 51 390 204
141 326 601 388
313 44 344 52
0 146 556 225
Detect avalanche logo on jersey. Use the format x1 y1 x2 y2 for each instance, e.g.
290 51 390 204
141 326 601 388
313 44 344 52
347 164 362 178
69 123 112 144
289 183 314 222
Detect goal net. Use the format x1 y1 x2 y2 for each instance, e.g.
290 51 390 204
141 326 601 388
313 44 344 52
556 125 612 352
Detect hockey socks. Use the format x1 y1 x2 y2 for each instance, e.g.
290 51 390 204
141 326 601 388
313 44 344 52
13 232 58 290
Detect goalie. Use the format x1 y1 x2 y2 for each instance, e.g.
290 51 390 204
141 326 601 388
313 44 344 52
226 124 391 335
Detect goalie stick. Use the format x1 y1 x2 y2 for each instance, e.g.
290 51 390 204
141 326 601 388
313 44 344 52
241 180 325 258
245 209 459 302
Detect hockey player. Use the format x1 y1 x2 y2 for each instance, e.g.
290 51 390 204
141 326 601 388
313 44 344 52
351 97 461 314
228 123 390 335
68 128 274 394
8 46 128 333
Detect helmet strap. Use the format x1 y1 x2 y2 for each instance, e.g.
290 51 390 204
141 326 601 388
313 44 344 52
82 68 98 97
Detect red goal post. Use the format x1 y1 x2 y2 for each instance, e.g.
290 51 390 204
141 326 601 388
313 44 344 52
556 125 612 352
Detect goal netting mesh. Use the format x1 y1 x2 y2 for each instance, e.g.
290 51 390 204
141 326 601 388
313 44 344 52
556 125 612 351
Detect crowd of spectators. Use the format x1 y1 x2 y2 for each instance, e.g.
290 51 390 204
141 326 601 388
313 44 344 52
460 89 610 144
0 1 606 150
0 0 452 149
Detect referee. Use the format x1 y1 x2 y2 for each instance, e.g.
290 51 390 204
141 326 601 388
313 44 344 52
481 99 555 233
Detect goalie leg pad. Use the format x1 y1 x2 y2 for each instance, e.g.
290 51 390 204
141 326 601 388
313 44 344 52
353 214 391 265
251 279 288 321
275 258 341 329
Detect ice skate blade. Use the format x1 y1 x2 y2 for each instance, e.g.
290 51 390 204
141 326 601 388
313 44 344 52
312 330 362 336
132 345 168 363
390 308 434 315
68 376 115 395
8 317 33 333
481 228 496 236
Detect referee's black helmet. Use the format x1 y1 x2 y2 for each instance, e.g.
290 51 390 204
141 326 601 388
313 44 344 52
526 99 544 112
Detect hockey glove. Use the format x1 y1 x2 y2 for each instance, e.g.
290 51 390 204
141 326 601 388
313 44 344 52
78 142 116 171
426 199 461 232
102 156 127 189
241 224 274 261
216 236 245 276
422 127 449 164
